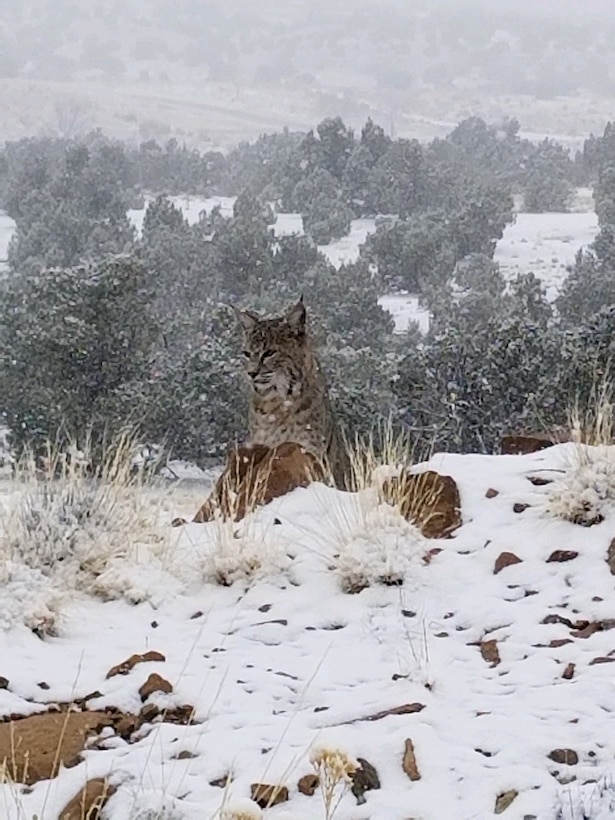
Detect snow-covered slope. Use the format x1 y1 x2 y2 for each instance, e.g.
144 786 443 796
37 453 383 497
1 444 614 819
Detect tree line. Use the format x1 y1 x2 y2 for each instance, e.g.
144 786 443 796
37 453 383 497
0 116 614 463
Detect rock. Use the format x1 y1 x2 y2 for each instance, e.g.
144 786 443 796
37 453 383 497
297 773 319 795
193 442 324 523
589 656 615 665
528 475 553 486
495 789 518 814
59 778 115 820
402 738 421 781
139 673 173 701
547 550 579 563
562 663 575 680
607 538 615 575
513 502 530 513
494 552 522 574
382 470 462 538
0 711 112 784
501 431 569 455
173 750 198 760
480 639 501 666
548 748 579 765
485 487 499 498
342 702 425 724
250 783 289 808
351 757 381 805
210 774 232 788
0 677 8 689
139 703 160 721
106 650 166 679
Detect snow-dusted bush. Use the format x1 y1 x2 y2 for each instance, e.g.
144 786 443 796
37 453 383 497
546 444 615 525
0 435 173 630
197 518 290 587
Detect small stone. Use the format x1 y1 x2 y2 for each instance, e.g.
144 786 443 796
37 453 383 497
174 750 198 760
139 703 160 721
37 681 50 690
547 550 579 563
190 611 203 619
402 738 421 781
351 757 380 805
495 789 518 814
139 673 173 702
250 783 289 808
210 774 232 788
548 748 579 765
297 773 319 795
106 651 166 679
550 639 573 648
59 778 115 820
528 475 552 486
485 487 499 498
0 677 8 690
607 538 615 574
494 552 522 574
258 604 272 612
562 663 575 680
480 639 501 666
589 656 615 665
513 502 530 513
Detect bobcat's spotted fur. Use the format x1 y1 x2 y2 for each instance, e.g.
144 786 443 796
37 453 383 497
235 298 350 489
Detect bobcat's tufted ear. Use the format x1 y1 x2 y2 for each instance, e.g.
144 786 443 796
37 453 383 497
233 305 259 333
286 296 306 334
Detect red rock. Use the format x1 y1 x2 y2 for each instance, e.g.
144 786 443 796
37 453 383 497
139 673 173 701
501 431 569 455
382 470 461 538
562 663 575 680
106 651 165 679
480 639 501 666
297 774 319 795
193 442 323 523
547 550 579 563
494 551 522 574
250 783 289 808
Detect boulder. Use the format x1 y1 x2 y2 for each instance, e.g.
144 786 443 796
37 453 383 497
501 431 569 455
0 711 112 784
193 442 325 523
382 470 461 538
59 778 115 820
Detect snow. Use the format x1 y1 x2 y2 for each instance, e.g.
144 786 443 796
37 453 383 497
1 444 615 818
378 293 430 335
127 195 237 236
0 210 15 271
494 212 599 301
316 218 377 269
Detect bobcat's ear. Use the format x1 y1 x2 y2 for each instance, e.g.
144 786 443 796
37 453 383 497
286 297 306 334
233 305 259 333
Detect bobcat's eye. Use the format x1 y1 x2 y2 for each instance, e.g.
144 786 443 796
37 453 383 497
262 349 275 360
242 350 250 358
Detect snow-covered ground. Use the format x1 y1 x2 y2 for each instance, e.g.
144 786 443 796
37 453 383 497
494 212 599 302
1 444 615 818
128 195 237 235
0 211 14 271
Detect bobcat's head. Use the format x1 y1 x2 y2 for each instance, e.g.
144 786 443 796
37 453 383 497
235 298 307 398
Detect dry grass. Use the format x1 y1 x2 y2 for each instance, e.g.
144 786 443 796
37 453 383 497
567 372 614 446
310 746 357 820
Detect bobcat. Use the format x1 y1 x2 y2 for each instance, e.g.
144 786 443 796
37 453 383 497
235 297 350 489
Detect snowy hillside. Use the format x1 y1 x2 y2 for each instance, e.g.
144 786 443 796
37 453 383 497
1 444 615 819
